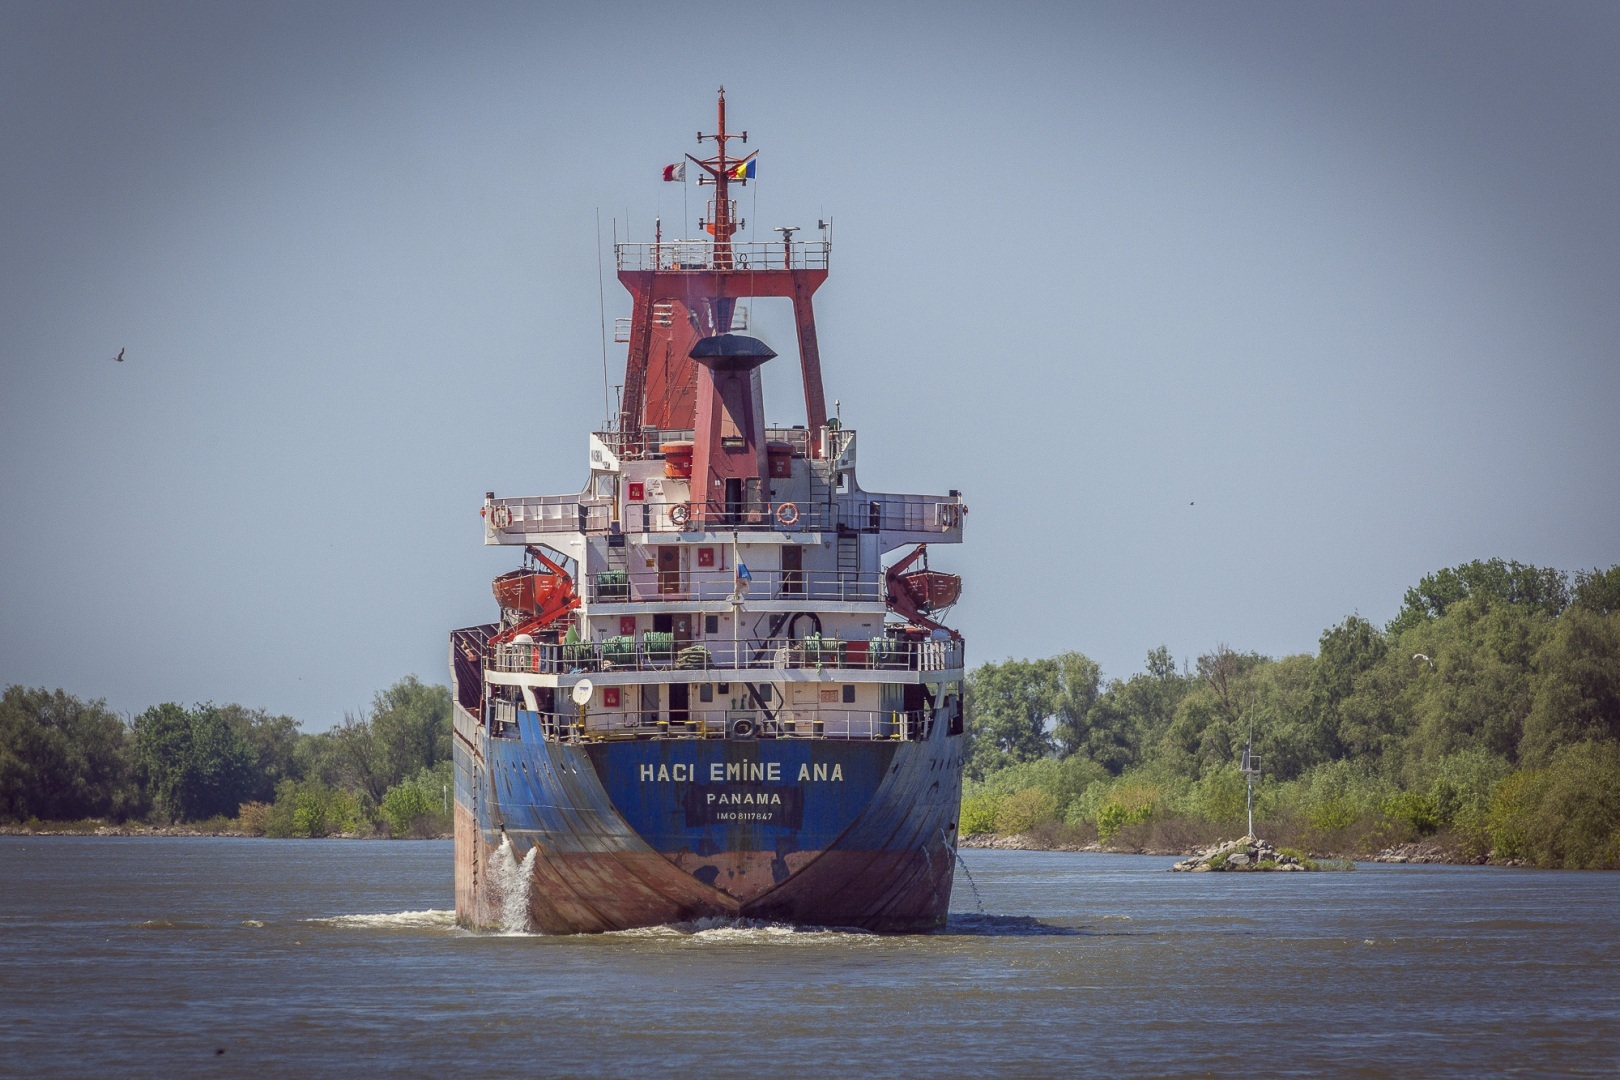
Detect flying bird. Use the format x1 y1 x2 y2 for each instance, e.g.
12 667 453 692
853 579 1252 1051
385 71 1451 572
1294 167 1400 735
112 348 125 362
1413 653 1435 670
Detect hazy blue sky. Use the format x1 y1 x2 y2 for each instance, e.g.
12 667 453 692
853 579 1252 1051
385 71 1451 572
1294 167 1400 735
3 1 1617 727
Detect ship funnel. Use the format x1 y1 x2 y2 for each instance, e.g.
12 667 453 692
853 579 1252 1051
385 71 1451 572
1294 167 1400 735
689 333 777 372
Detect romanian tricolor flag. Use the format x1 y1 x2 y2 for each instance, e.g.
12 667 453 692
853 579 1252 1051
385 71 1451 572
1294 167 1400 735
726 159 756 181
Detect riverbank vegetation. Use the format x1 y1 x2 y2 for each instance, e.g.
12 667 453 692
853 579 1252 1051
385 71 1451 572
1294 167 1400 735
0 677 452 838
5 559 1617 864
963 560 1620 869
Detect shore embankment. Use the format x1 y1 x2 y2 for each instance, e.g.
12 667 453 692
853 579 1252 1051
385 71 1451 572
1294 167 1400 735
0 822 450 840
959 832 1504 865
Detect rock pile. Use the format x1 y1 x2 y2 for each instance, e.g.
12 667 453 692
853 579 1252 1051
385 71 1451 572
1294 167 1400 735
1170 835 1307 872
1369 842 1466 864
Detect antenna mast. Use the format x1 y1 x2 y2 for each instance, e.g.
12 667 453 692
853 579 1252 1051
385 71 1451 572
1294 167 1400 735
1239 724 1262 839
690 85 755 273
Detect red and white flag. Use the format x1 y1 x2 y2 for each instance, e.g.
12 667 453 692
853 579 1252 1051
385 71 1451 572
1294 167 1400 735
661 162 686 182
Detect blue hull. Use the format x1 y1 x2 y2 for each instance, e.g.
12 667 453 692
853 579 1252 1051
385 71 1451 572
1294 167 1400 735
453 704 964 933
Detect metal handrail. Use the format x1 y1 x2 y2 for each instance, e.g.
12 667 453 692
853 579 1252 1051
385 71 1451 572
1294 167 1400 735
588 568 883 605
484 492 965 538
615 240 831 272
489 637 964 676
593 426 814 462
511 707 933 744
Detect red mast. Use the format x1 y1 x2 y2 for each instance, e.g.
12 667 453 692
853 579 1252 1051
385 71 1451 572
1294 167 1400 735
615 90 829 456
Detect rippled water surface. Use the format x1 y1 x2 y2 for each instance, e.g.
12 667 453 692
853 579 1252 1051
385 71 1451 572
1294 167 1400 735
2 838 1617 1075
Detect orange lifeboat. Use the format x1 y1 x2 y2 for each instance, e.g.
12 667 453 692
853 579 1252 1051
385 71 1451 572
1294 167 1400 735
493 569 572 615
898 570 962 612
489 545 581 644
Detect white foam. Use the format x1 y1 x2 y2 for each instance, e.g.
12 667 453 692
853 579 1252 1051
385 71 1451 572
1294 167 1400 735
608 916 875 944
306 909 457 930
489 835 537 933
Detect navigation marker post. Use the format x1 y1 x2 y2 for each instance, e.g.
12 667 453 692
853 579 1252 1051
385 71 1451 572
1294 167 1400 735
1239 724 1262 839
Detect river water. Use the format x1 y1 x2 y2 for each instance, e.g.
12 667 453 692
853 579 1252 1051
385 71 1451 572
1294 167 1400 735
2 838 1616 1076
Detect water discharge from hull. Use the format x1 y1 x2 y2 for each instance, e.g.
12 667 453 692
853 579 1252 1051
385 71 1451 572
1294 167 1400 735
491 836 538 933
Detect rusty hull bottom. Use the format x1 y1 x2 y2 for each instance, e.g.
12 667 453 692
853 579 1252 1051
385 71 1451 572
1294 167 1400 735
472 846 949 935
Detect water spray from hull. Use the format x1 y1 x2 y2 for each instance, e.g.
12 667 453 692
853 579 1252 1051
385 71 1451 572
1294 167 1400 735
490 834 537 933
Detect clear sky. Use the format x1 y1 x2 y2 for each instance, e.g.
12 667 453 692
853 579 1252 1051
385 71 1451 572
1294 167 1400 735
3 1 1617 728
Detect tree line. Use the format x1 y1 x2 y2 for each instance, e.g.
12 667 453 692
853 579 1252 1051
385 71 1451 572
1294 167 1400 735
5 559 1617 862
0 676 452 838
962 560 1620 869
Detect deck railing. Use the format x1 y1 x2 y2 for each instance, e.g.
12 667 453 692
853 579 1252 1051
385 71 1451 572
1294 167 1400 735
504 707 934 744
486 490 963 539
489 637 964 676
592 426 813 463
614 240 830 273
588 568 883 605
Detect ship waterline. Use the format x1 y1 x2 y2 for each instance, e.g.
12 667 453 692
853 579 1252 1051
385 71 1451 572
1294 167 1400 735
451 90 966 934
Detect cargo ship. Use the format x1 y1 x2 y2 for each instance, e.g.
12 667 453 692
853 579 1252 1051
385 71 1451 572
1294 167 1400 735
449 90 967 933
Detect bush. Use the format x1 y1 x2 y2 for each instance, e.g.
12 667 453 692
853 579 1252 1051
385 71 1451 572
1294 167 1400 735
1488 741 1620 868
1096 783 1157 843
1381 790 1442 836
1291 760 1387 835
1425 748 1512 857
968 756 1109 820
235 802 272 835
379 762 452 838
1191 767 1248 826
959 791 1000 834
265 779 369 838
995 787 1059 834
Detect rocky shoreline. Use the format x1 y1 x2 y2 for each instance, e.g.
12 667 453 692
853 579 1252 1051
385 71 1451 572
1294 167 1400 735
959 832 1513 866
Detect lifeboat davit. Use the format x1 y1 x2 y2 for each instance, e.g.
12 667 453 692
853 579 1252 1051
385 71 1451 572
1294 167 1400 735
489 545 581 644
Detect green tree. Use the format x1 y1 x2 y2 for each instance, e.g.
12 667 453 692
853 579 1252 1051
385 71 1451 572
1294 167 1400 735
1388 558 1569 636
330 711 388 804
0 686 137 821
1048 652 1104 759
133 703 258 822
1403 599 1552 767
1163 646 1267 774
1520 607 1620 765
1571 566 1620 616
369 676 452 789
217 705 303 803
964 657 1060 778
379 761 452 838
1085 647 1191 775
1487 741 1620 869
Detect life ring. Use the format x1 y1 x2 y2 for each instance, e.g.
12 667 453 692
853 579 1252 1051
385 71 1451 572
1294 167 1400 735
776 502 799 526
490 505 512 529
669 503 690 527
731 717 756 739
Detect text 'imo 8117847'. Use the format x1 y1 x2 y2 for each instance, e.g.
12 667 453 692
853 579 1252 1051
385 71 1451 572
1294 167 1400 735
449 89 967 933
